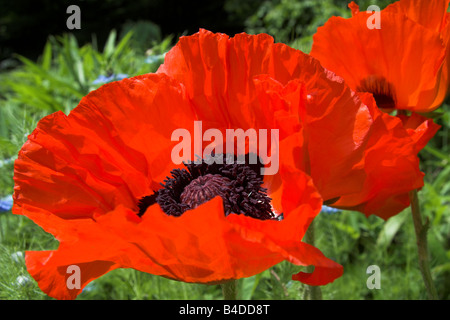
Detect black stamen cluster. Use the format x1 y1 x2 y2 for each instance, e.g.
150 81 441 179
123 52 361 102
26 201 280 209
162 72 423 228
137 154 275 220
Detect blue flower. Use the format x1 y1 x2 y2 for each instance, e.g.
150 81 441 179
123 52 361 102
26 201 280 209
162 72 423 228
92 73 128 85
321 205 341 215
0 195 13 213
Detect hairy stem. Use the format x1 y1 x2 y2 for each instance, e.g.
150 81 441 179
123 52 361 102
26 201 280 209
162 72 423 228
409 189 438 300
221 280 238 300
303 220 323 300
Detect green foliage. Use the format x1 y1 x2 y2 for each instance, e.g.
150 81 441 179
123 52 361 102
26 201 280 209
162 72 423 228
1 28 170 114
0 24 172 162
245 0 347 48
226 0 397 52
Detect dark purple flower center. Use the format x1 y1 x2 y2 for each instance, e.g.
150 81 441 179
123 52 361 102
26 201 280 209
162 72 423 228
371 93 396 110
357 76 396 110
137 154 277 220
180 174 231 210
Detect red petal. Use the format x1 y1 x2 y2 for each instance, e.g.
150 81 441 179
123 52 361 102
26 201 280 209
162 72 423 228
398 113 441 151
311 10 447 112
333 94 425 219
13 74 197 224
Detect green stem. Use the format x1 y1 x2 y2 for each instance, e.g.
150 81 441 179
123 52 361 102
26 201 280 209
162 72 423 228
221 280 238 300
303 220 323 300
408 189 438 300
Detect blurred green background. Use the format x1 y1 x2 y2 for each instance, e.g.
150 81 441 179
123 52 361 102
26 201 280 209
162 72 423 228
1 0 449 300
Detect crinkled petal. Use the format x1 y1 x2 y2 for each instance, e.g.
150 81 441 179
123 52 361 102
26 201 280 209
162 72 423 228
385 0 450 106
254 75 372 202
26 163 341 299
311 10 447 112
13 74 197 226
332 93 424 219
385 0 450 33
14 51 344 299
398 113 441 151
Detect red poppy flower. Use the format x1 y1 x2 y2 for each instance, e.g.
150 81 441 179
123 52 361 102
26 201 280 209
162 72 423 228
159 29 431 220
385 0 450 107
311 0 449 113
327 92 436 219
309 1 444 219
13 31 354 300
156 30 374 204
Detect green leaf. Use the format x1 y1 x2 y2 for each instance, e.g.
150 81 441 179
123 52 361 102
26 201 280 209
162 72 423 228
376 211 407 247
330 220 360 239
424 145 450 163
240 273 263 300
40 41 53 71
111 30 134 61
103 29 117 59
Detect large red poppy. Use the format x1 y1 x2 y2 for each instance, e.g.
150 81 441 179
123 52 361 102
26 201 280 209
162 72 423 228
311 0 449 113
156 30 377 204
13 31 356 300
159 29 429 220
384 0 450 107
310 1 444 219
